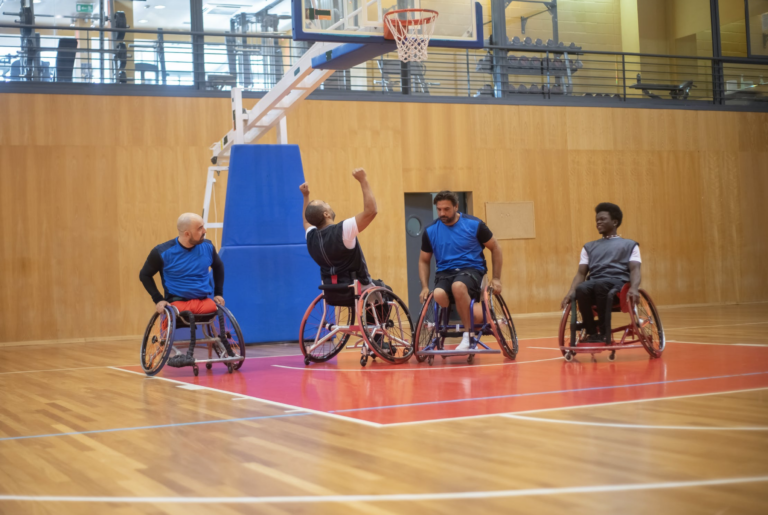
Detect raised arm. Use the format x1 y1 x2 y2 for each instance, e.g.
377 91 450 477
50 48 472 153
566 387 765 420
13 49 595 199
351 168 377 233
483 237 503 294
299 182 311 231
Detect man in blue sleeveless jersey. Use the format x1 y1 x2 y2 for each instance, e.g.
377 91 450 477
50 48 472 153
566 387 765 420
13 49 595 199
561 203 642 343
139 212 225 316
419 191 504 351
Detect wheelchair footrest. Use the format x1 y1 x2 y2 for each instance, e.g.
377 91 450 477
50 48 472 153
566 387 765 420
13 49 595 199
195 356 243 364
559 344 644 353
417 349 501 356
167 355 197 368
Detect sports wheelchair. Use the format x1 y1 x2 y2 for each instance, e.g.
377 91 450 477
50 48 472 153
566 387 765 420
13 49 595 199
559 283 664 361
414 278 518 365
299 275 415 367
140 304 245 376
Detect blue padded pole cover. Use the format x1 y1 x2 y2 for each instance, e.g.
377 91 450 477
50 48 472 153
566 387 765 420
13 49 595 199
219 144 321 343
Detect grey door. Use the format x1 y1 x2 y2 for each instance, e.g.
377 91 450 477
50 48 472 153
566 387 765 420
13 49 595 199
404 193 435 315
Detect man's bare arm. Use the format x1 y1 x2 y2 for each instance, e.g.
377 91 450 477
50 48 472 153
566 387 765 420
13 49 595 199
352 168 377 233
627 261 641 305
483 237 503 294
419 251 432 304
562 264 589 310
299 183 311 231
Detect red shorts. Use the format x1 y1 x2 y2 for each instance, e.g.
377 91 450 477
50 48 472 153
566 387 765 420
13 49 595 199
161 298 218 331
171 298 218 315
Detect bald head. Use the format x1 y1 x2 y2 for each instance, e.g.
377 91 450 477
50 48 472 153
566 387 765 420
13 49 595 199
305 200 335 227
177 213 207 246
177 213 204 233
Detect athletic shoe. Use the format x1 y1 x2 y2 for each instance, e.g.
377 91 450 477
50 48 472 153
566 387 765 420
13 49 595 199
456 333 472 351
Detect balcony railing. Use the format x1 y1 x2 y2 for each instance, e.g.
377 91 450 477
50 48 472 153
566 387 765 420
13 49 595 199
1 23 767 108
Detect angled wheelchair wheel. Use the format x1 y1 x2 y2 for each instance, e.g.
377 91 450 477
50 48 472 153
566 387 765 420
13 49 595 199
207 306 246 369
632 289 665 358
140 307 175 376
299 294 354 363
485 289 518 360
413 292 440 363
558 300 585 357
360 288 415 364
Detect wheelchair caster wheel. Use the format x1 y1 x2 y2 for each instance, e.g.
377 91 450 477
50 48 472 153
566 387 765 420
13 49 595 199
193 365 199 376
428 356 434 366
360 356 368 367
564 351 573 362
608 351 616 362
205 363 212 370
467 354 475 364
304 357 311 366
227 363 234 374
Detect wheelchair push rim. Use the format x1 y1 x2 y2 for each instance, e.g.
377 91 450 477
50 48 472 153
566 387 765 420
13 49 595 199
299 294 354 363
202 305 246 369
632 289 665 358
140 307 175 376
484 287 518 360
413 291 440 363
359 287 415 364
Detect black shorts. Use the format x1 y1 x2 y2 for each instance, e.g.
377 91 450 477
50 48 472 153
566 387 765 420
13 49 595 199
434 268 484 304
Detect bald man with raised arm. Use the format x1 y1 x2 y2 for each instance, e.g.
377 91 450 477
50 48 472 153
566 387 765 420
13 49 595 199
139 213 226 316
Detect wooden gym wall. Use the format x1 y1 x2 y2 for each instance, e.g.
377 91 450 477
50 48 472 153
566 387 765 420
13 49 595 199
0 93 766 344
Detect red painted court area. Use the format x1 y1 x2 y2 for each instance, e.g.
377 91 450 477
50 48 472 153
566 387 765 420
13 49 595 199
121 339 768 426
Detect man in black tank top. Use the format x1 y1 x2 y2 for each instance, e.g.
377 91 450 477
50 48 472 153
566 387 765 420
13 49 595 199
300 168 378 290
562 203 643 343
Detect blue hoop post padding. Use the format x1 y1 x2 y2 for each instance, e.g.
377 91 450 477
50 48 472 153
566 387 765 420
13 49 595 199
219 144 320 343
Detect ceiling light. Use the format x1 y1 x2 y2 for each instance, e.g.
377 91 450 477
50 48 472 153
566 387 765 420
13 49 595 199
154 5 166 9
33 0 41 4
55 15 62 18
139 19 148 23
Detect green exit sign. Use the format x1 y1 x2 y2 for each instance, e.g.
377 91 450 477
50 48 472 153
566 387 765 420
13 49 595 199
76 3 94 13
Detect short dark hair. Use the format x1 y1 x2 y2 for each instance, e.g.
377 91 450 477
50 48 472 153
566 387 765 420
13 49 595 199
434 191 459 207
305 201 327 227
595 202 623 227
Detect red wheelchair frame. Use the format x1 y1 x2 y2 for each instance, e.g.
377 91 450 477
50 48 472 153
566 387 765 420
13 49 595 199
558 283 665 361
299 277 415 367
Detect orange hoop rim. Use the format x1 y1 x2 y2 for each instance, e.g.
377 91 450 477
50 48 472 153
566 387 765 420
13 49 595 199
383 8 439 28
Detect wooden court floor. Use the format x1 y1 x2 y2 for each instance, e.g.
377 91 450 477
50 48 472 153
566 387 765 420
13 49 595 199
1 303 767 514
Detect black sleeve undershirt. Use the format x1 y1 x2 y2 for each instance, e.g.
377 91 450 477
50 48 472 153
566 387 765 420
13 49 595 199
421 230 433 253
139 248 165 304
476 221 493 245
211 246 224 297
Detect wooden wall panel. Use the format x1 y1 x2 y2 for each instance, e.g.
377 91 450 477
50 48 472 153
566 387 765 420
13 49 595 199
0 93 766 343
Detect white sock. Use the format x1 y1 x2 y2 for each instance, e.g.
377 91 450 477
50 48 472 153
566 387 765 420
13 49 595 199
457 332 471 350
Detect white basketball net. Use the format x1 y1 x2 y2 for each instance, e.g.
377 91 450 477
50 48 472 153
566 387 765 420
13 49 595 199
384 9 439 63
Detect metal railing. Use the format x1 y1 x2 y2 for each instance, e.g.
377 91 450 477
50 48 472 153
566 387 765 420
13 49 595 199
1 23 768 107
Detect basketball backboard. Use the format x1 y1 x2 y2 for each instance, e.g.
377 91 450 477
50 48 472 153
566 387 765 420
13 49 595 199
293 1 483 48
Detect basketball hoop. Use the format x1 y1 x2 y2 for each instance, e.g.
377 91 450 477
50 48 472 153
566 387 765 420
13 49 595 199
384 8 439 63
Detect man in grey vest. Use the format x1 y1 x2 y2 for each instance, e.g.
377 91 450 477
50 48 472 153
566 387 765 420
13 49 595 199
561 203 642 343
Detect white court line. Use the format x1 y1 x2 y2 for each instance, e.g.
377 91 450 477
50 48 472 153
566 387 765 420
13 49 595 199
667 340 768 347
1 475 766 504
0 353 306 377
502 413 768 431
380 387 768 428
665 321 768 332
108 367 383 428
272 357 563 372
0 365 136 376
